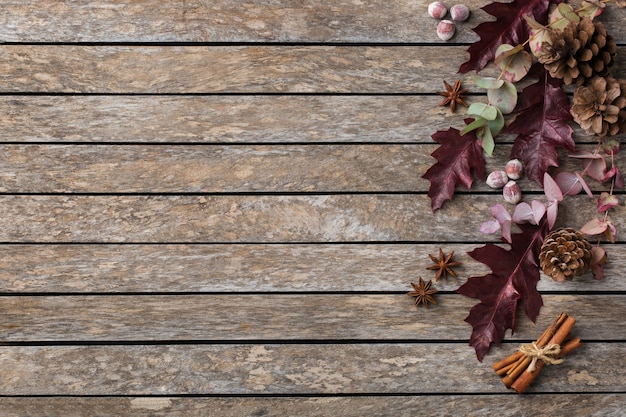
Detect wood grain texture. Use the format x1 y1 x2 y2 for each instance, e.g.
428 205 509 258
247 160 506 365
2 243 623 293
1 95 620 144
1 0 624 44
2 294 623 341
1 45 624 93
2 144 621 193
0 343 622 395
0 195 622 243
1 394 625 417
0 95 465 143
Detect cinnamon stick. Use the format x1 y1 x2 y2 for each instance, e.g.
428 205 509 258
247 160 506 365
497 313 568 387
510 316 576 394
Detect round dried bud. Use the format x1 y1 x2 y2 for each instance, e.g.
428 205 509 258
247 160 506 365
503 181 522 204
428 1 448 19
450 4 470 22
437 20 456 41
505 159 524 180
486 170 509 189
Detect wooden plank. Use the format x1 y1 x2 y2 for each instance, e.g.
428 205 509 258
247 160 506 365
0 343 622 394
2 294 623 341
0 195 622 243
2 0 624 44
1 45 625 93
2 243 623 293
0 95 465 143
2 144 620 193
2 394 625 417
0 95 616 144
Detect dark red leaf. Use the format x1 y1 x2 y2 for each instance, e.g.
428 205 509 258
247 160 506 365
422 127 486 212
459 0 559 73
457 219 550 361
505 64 575 185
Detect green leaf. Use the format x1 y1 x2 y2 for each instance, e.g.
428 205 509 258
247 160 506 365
579 1 606 19
494 44 532 82
550 4 579 29
480 126 495 156
471 74 504 90
460 117 488 136
488 81 518 114
487 107 505 137
558 3 581 23
468 103 498 121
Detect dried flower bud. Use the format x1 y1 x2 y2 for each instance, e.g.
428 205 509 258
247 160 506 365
428 1 448 19
437 20 456 41
503 181 522 204
505 159 524 180
450 4 470 22
486 170 509 189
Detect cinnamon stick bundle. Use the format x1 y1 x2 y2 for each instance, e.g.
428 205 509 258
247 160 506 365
492 312 582 394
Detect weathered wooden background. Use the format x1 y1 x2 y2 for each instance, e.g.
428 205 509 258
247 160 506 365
1 1 625 415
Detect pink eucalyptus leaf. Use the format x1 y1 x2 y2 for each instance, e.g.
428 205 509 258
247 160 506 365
580 218 608 236
543 172 563 202
604 166 624 188
569 150 606 180
490 203 512 224
615 167 624 189
590 246 607 280
531 200 547 224
512 202 535 224
555 171 582 196
576 172 594 197
481 219 502 234
546 201 558 230
604 220 617 243
501 220 512 244
601 138 620 154
597 192 619 212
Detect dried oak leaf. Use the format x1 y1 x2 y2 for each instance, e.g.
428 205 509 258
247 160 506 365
422 126 486 212
505 64 575 186
459 0 560 74
456 218 551 361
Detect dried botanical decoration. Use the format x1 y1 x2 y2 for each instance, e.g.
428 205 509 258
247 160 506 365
437 79 468 112
570 76 626 137
407 277 438 308
536 18 616 86
539 228 593 282
427 248 461 281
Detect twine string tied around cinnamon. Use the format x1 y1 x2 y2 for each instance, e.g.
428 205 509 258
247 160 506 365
518 342 564 372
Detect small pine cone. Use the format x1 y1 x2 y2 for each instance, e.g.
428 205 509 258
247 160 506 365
571 76 626 136
539 228 593 282
537 18 616 86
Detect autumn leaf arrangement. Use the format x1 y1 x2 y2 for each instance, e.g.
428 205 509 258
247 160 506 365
421 0 625 361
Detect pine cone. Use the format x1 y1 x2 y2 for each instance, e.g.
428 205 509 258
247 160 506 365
537 18 616 86
539 228 593 282
570 76 626 136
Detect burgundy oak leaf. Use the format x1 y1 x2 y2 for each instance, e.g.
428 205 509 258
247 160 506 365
423 127 486 212
505 64 575 186
459 0 559 73
457 219 550 361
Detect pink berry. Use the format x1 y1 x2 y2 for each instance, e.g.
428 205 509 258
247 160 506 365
503 181 522 204
437 20 456 41
505 159 524 180
428 1 448 19
450 4 470 22
486 170 509 189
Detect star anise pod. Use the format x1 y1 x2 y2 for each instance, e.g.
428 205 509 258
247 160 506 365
407 277 438 308
427 248 461 281
437 79 468 113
